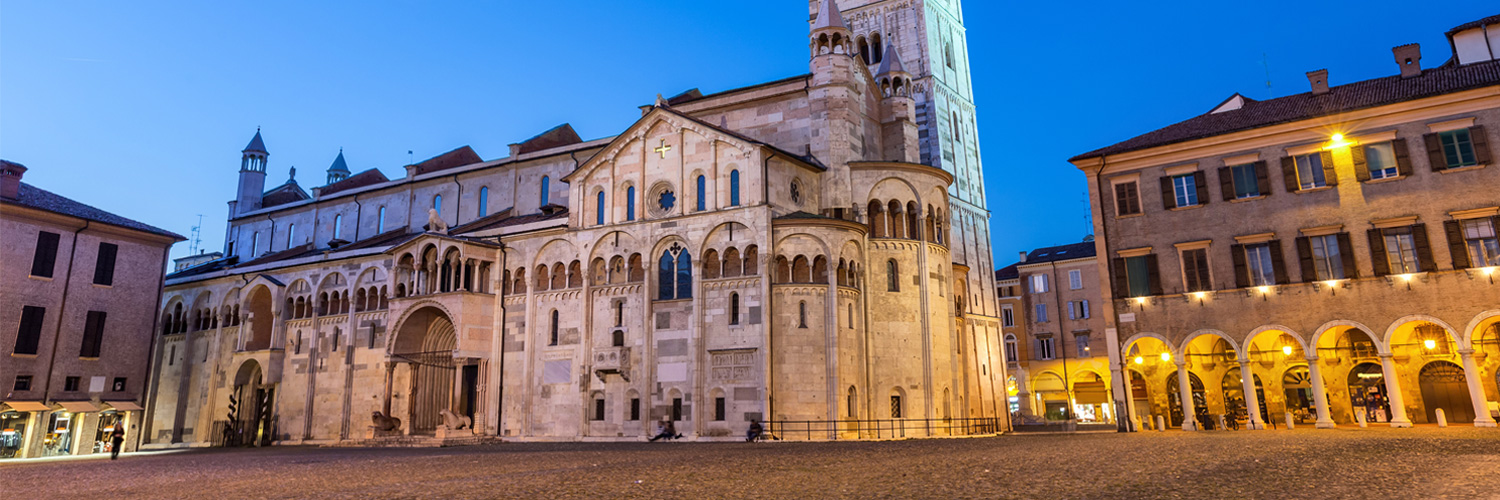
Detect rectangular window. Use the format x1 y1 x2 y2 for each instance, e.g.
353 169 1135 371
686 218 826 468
1172 174 1199 207
93 242 118 286
1037 337 1055 360
1079 300 1090 319
671 398 683 421
1244 244 1276 286
593 398 605 421
1439 129 1478 168
1365 142 1399 179
14 305 46 355
1030 274 1049 293
80 311 106 358
1067 301 1076 320
1035 304 1048 323
1125 256 1151 297
1383 228 1421 274
31 231 61 278
13 375 32 392
1068 269 1082 290
1230 163 1260 198
1181 248 1211 292
714 397 726 421
1310 235 1346 280
1001 306 1014 327
1462 219 1499 267
1076 335 1091 357
112 377 127 392
1004 337 1018 362
1294 153 1326 190
1114 182 1141 216
629 398 641 421
64 376 80 392
891 395 903 418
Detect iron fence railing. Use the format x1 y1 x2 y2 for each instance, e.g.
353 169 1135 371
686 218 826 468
762 417 1003 441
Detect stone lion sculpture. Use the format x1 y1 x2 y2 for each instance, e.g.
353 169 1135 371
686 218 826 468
370 411 401 432
440 409 471 431
426 208 449 234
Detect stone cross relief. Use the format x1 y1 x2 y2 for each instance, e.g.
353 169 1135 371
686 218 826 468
654 139 672 159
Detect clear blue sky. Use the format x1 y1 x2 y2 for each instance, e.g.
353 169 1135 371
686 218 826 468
3 1 1492 266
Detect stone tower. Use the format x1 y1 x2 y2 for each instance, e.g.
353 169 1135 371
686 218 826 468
326 149 350 185
807 0 859 211
812 0 1000 323
234 129 269 216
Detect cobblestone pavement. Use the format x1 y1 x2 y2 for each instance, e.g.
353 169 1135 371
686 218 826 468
3 427 1497 499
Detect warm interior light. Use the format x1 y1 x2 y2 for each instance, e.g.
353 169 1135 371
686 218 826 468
1134 356 1145 365
1160 352 1172 362
1282 345 1293 356
1424 339 1437 350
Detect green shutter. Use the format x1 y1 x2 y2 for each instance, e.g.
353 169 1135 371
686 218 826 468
1444 220 1471 270
1218 166 1235 201
1111 257 1128 299
1337 233 1359 279
1193 172 1210 205
1253 161 1271 196
1269 240 1291 284
1159 176 1176 210
1145 254 1163 296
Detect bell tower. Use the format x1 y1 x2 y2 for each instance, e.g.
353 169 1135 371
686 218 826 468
807 0 859 210
235 129 268 216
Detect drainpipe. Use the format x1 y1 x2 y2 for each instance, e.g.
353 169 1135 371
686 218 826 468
761 152 775 425
1050 259 1072 422
351 193 363 242
139 242 174 446
40 222 88 406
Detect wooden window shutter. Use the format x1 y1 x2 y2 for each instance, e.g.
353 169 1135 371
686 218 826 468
94 242 118 286
1319 151 1338 186
1471 126 1492 165
1280 157 1298 192
1337 232 1359 279
1269 240 1291 284
1159 176 1176 210
1412 223 1436 272
31 231 60 278
1254 161 1271 196
1108 182 1122 216
1295 236 1316 282
1423 133 1446 171
1367 229 1390 277
1351 144 1371 182
1218 166 1235 201
1231 243 1249 288
1192 172 1210 205
1144 254 1163 296
1392 139 1413 176
1111 257 1129 299
1195 250 1211 291
1443 220 1471 270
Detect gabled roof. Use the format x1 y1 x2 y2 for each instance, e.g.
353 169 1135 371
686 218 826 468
2 174 184 240
165 255 238 280
666 89 704 105
994 263 1019 281
515 124 583 155
237 243 318 268
448 206 570 234
243 129 267 154
1020 241 1097 266
564 106 824 183
339 228 420 252
1071 57 1500 161
327 150 350 173
413 146 483 176
319 168 389 197
1446 14 1500 36
261 181 310 208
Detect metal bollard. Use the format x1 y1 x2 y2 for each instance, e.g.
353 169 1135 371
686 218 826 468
1436 408 1448 428
1356 411 1368 428
1284 412 1295 430
1156 415 1165 432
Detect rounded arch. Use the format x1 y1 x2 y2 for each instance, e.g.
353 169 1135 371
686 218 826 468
1383 314 1464 350
531 237 582 269
1461 309 1500 347
1179 328 1239 357
862 176 923 211
388 301 460 353
1312 320 1386 354
232 358 264 387
1245 325 1308 357
1122 331 1179 357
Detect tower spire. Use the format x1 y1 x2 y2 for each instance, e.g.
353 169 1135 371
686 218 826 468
326 149 350 184
809 0 851 57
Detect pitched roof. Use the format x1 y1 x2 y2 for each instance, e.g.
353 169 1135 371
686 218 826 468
666 89 704 106
1446 14 1500 36
1021 241 1098 265
875 44 906 75
413 146 483 176
261 181 310 208
812 0 847 30
327 150 350 173
243 130 267 154
3 174 184 240
515 124 583 155
994 263 1019 281
237 243 319 268
448 207 569 234
319 168 389 196
1070 57 1500 161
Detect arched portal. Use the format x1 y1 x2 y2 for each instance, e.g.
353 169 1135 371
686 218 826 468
391 306 460 434
1222 368 1265 426
1129 370 1151 428
1032 372 1068 420
1347 362 1391 423
1282 365 1317 425
1165 370 1205 428
230 359 272 446
1419 361 1475 424
1071 372 1111 424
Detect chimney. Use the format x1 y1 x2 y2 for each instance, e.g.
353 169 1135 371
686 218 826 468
1018 251 1028 263
1307 69 1330 95
0 160 27 199
1393 43 1422 78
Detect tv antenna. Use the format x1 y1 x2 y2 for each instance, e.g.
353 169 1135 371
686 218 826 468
189 214 204 255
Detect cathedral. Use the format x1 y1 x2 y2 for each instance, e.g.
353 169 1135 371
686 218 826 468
143 0 1006 445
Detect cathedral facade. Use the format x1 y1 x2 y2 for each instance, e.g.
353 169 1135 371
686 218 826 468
142 0 1006 445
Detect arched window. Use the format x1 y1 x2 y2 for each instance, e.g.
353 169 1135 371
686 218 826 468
847 386 858 418
333 214 343 240
1004 334 1019 363
433 194 442 214
549 309 559 346
286 223 296 248
614 301 624 327
729 293 740 325
251 231 259 256
656 248 693 300
696 175 707 211
729 170 741 206
626 186 636 221
798 301 808 328
479 187 490 216
596 191 605 225
887 259 900 292
952 111 962 145
540 176 551 206
377 206 386 233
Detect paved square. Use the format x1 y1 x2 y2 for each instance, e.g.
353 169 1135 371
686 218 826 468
4 428 1496 499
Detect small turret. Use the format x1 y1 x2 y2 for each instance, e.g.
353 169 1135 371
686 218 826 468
810 0 852 58
875 44 912 98
876 44 919 163
234 128 269 216
326 148 350 184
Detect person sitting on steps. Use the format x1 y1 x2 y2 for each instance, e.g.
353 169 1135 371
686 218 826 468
745 419 764 442
648 419 681 442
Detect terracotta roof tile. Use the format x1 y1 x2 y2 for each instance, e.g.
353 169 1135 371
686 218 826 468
3 175 183 240
319 168 389 196
413 146 483 176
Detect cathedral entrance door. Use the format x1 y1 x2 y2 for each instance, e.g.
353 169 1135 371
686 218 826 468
391 307 458 434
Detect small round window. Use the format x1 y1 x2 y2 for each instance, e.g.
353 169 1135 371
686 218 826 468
789 179 803 207
647 182 677 218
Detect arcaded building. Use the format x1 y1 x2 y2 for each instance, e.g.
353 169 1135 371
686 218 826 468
1071 15 1500 431
142 0 1007 446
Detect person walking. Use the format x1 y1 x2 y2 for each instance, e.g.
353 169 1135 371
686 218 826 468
110 427 126 460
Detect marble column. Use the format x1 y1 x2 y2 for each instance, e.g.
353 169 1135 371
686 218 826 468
1306 357 1335 428
1237 359 1264 430
1175 360 1197 431
1378 354 1412 427
1458 349 1498 427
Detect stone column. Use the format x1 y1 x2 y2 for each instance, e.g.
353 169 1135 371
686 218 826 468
1458 349 1498 427
1306 357 1335 428
1175 360 1197 431
1378 354 1412 427
1237 359 1264 430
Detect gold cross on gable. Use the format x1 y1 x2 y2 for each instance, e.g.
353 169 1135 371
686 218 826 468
654 139 672 159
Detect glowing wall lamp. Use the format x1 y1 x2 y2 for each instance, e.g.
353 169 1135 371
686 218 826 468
1134 356 1145 365
1282 345 1294 356
1424 339 1437 350
1160 352 1172 363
